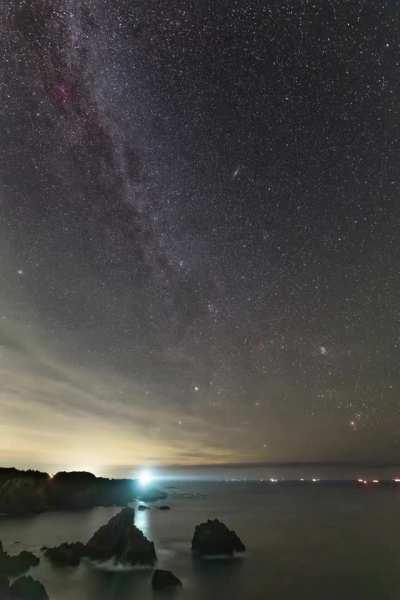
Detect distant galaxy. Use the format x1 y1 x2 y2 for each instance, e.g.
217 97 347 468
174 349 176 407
0 0 399 470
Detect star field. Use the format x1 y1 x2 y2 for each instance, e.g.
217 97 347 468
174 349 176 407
0 0 399 469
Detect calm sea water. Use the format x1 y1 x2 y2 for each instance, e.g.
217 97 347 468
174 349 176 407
2 466 400 599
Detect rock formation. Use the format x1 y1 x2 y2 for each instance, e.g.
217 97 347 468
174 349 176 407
44 507 156 568
191 519 245 557
44 542 86 567
10 575 49 600
152 569 182 590
0 575 49 600
85 507 156 566
0 542 39 577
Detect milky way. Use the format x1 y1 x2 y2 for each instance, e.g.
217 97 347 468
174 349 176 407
0 1 399 470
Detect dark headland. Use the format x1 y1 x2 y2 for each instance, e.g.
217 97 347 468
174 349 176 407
0 468 166 516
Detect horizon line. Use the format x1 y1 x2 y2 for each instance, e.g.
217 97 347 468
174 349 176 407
2 460 400 475
156 460 400 469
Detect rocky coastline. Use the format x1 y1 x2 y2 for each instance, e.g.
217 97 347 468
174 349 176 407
0 468 166 516
0 468 246 599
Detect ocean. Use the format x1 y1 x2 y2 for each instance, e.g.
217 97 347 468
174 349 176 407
1 465 400 599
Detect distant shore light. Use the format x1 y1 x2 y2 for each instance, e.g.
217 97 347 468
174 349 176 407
138 470 154 488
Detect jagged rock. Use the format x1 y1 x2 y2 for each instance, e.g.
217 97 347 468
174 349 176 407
85 507 156 565
44 542 86 566
191 519 245 557
0 542 39 577
152 569 182 590
10 576 49 600
42 508 157 569
158 505 170 511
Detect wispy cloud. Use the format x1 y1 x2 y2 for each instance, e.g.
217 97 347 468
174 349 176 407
0 316 244 471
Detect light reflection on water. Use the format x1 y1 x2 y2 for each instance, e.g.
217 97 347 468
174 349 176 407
133 504 149 536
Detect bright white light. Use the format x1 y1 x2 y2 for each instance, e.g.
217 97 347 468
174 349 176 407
138 471 154 488
394 478 400 483
372 479 380 484
269 478 278 483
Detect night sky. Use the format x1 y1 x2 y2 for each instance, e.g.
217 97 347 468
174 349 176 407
1 1 399 471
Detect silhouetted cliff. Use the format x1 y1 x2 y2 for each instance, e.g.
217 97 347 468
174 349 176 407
0 468 165 515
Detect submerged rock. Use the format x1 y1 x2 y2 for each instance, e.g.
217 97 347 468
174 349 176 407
44 542 86 567
191 519 245 557
137 505 149 511
137 488 167 503
158 505 170 511
85 507 156 566
152 569 182 590
0 542 39 577
10 575 49 600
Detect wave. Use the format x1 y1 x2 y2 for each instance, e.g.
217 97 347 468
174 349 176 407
86 558 153 572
